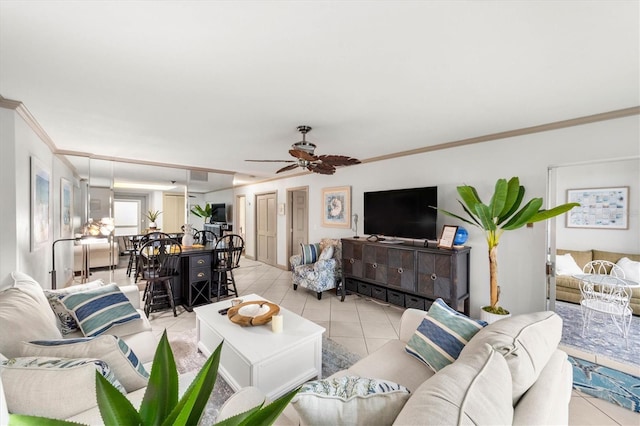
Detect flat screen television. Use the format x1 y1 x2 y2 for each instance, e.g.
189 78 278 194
364 186 438 240
209 203 227 223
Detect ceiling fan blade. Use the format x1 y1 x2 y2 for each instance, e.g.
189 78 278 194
289 149 317 162
245 159 296 163
317 155 361 166
310 162 336 175
276 164 300 174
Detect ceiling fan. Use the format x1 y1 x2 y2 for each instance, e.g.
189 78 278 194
246 125 361 175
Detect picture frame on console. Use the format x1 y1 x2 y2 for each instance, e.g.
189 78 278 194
60 177 72 238
322 186 351 228
437 225 457 249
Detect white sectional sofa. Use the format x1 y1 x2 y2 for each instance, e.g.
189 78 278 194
73 241 120 272
266 307 573 425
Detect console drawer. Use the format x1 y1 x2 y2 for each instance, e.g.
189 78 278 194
387 290 405 307
405 295 426 310
371 285 386 301
357 282 372 296
190 266 211 282
191 254 211 268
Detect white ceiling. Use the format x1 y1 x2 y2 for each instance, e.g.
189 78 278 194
1 1 638 190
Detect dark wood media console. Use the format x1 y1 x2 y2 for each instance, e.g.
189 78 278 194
341 238 471 314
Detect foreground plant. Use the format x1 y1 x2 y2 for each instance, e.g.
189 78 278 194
436 177 579 315
9 331 297 425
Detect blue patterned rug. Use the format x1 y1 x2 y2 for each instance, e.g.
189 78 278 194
569 356 640 413
555 301 640 367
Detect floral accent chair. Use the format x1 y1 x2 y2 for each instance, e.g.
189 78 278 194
290 238 344 301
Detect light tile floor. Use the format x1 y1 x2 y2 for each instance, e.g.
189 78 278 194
95 257 639 425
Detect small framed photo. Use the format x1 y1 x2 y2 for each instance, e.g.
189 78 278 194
438 225 458 249
322 186 351 228
566 186 629 229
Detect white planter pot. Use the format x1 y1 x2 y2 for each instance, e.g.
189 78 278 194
149 221 157 229
480 306 512 324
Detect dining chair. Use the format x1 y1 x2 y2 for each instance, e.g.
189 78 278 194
193 230 217 246
135 232 177 283
139 237 182 317
213 234 244 301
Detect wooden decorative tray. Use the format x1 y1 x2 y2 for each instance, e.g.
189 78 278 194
227 300 280 326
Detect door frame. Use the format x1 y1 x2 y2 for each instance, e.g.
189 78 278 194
286 186 309 269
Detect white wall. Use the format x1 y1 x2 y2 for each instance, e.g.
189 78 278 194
555 158 639 253
223 115 640 317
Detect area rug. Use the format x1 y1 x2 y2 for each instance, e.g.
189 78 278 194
168 329 361 424
555 301 640 367
569 356 640 413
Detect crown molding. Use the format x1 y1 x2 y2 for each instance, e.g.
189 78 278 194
2 94 638 180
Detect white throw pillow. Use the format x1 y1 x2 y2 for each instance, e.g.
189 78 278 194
0 356 125 419
19 335 149 392
617 257 640 283
0 289 62 358
318 245 334 261
292 376 410 426
555 253 583 276
394 343 513 426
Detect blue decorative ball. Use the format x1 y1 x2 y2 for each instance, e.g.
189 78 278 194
453 227 469 246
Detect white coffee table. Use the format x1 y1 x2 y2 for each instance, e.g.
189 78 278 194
194 294 325 399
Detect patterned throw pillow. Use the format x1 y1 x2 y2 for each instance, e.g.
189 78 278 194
60 284 141 337
318 245 335 261
300 243 321 264
20 335 149 392
0 356 125 419
44 279 106 334
405 298 487 372
292 376 410 426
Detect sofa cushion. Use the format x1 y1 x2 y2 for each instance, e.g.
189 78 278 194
61 284 141 337
292 376 410 426
556 253 583 276
393 343 513 426
0 288 62 358
405 298 486 372
300 243 321 264
617 257 640 283
318 245 334 261
593 250 640 267
19 335 149 392
557 249 592 269
460 311 561 405
0 356 125 419
44 279 106 335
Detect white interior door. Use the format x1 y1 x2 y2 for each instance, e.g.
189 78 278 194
256 192 277 266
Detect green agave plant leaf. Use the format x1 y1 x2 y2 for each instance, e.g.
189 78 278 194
95 373 140 426
8 414 84 426
215 387 299 426
139 332 179 425
164 341 222 426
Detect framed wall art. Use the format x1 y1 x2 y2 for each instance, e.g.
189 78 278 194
61 177 73 238
31 156 51 251
566 186 629 229
322 186 351 228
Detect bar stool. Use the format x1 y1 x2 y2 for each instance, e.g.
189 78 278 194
139 238 181 317
213 234 244 301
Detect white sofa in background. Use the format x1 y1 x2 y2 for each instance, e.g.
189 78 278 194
265 308 573 425
73 241 120 272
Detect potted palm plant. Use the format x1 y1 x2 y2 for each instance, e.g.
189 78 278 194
436 177 579 322
190 203 213 222
146 210 162 229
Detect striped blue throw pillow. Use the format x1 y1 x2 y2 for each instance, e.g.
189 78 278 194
61 284 141 337
23 335 149 392
405 298 487 372
300 243 321 264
